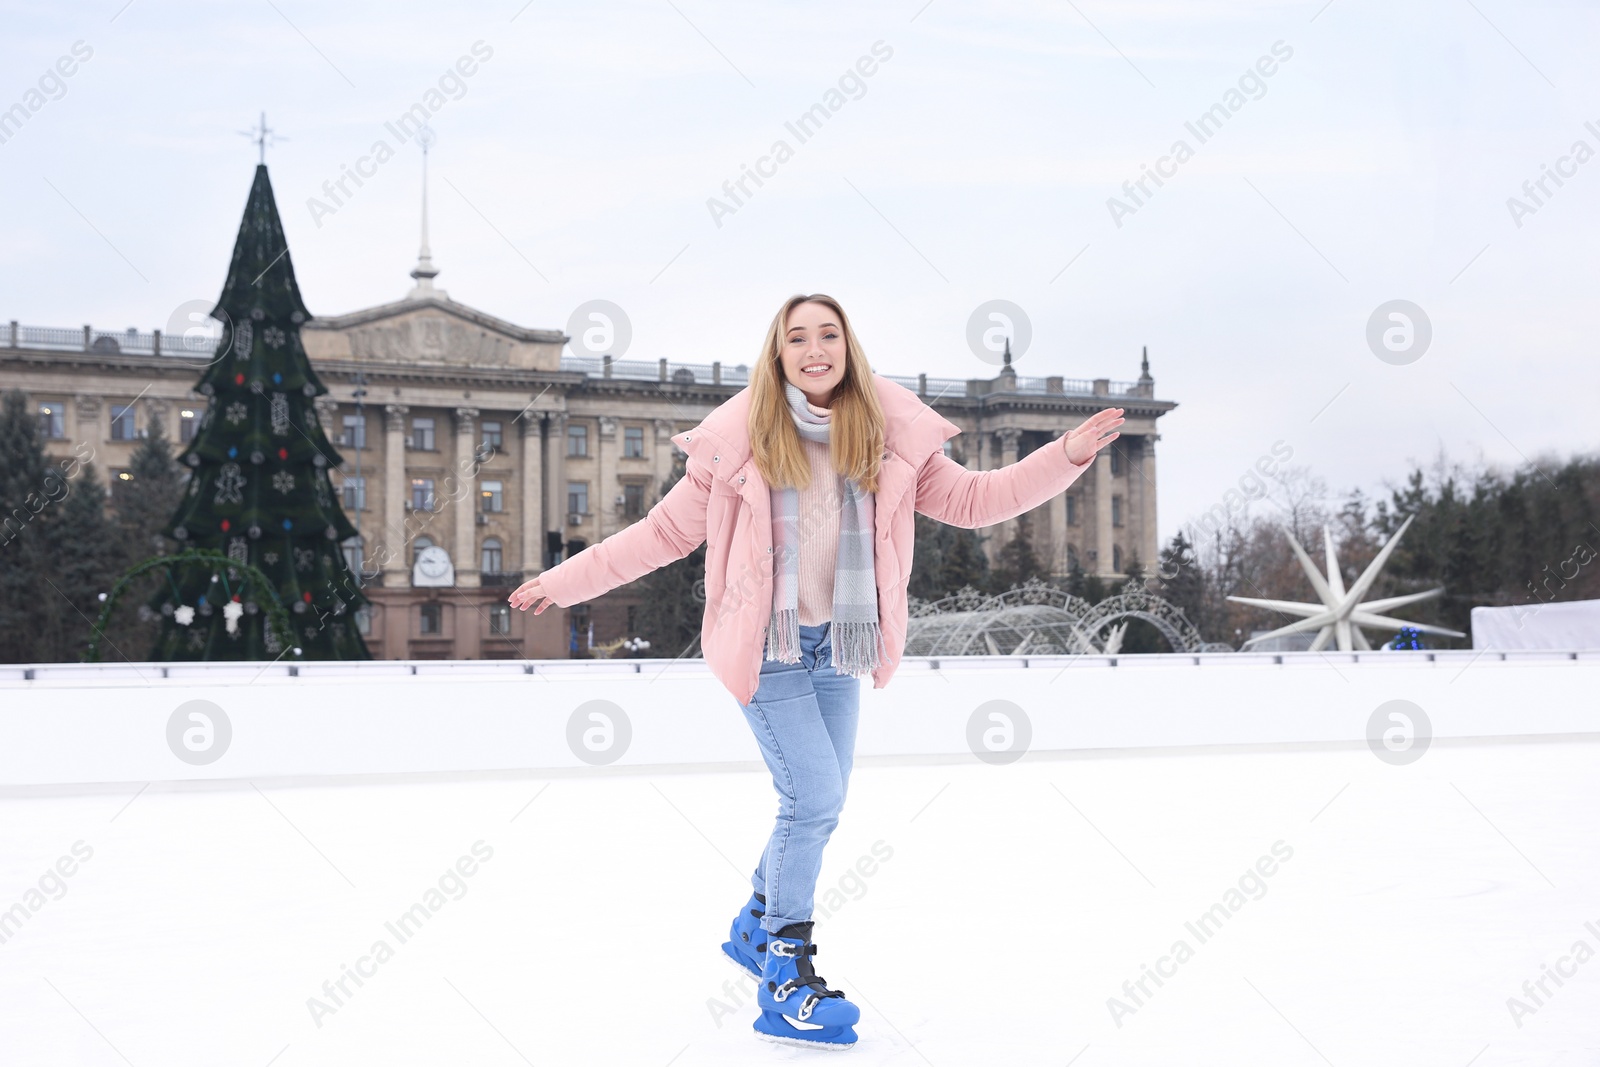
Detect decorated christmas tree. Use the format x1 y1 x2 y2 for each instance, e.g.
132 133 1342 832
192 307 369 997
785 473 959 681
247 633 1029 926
144 163 371 660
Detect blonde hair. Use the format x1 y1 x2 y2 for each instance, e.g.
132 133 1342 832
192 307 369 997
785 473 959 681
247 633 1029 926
747 292 885 494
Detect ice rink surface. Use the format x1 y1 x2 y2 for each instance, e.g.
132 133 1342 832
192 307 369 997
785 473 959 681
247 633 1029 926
2 736 1597 1066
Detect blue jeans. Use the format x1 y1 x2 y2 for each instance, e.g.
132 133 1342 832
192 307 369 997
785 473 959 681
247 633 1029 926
737 621 861 933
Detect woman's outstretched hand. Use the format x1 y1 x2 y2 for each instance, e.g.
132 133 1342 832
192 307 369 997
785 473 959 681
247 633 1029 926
1062 407 1125 465
509 576 556 614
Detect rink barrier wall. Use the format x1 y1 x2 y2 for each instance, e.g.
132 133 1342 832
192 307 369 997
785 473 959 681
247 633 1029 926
1 649 1597 785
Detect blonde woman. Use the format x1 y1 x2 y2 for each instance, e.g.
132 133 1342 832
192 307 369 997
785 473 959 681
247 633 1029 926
510 293 1121 1048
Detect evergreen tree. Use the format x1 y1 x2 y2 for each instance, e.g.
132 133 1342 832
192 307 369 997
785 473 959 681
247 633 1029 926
0 389 57 663
146 164 370 660
116 412 186 563
908 512 989 602
627 463 708 658
986 514 1048 594
48 462 125 663
1065 556 1107 605
1155 531 1204 631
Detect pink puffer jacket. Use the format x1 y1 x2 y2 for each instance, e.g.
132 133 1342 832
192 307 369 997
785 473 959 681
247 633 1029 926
535 372 1097 705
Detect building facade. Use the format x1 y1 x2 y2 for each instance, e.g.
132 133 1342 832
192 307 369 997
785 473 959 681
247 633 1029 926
3 269 1175 660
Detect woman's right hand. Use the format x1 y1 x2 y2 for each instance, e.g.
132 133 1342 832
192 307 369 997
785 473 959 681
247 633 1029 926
509 576 556 614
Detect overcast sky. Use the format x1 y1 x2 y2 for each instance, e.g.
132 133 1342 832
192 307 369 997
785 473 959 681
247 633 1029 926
3 0 1595 549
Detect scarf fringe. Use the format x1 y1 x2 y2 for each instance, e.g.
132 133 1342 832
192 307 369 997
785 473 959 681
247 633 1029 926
766 606 801 663
828 619 883 678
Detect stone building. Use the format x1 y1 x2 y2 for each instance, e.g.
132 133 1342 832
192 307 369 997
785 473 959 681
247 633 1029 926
3 237 1174 661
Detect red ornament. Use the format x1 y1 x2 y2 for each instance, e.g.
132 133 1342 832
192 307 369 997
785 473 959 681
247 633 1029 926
234 372 245 384
220 518 230 531
231 595 241 603
277 447 289 460
302 591 312 602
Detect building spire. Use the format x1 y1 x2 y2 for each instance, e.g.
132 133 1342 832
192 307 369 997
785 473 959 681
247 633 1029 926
408 127 446 300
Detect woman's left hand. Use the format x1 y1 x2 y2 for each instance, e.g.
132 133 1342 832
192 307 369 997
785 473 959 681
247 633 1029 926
1062 407 1125 465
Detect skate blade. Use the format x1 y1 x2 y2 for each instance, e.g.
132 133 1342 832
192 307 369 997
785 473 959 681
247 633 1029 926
719 942 762 981
753 1011 857 1050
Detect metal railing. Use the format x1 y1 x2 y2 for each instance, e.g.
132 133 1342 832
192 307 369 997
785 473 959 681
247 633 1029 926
558 352 1148 398
5 321 219 358
7 321 1150 398
560 354 752 386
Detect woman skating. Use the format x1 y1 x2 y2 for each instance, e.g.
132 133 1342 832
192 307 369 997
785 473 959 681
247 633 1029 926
510 293 1122 1049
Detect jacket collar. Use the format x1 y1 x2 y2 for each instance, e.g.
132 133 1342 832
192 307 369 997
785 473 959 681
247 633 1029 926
670 372 961 485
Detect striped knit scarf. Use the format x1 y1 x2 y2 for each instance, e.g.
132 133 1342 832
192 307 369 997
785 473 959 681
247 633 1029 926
765 381 883 678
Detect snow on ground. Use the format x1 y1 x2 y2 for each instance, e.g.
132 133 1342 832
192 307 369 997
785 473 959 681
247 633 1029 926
1 737 1597 1066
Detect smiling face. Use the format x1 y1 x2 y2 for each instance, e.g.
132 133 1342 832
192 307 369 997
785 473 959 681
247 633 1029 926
780 300 848 408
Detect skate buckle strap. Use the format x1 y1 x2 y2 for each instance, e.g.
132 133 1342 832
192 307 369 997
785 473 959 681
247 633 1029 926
768 939 816 959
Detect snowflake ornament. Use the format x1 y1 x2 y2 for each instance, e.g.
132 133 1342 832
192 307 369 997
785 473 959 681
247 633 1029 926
174 604 196 626
272 470 295 494
1228 516 1468 651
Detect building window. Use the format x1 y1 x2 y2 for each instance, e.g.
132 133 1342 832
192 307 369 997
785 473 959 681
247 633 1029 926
1066 494 1078 526
340 536 363 574
38 401 65 440
341 475 366 510
410 477 435 511
354 604 372 635
481 420 502 452
567 481 588 516
623 483 644 518
110 404 135 441
1113 543 1123 572
1068 543 1079 570
489 602 511 636
411 416 435 450
419 602 442 635
1112 495 1122 528
623 425 644 457
1110 440 1122 476
567 423 588 456
341 413 366 448
480 480 503 513
482 538 503 574
179 407 199 443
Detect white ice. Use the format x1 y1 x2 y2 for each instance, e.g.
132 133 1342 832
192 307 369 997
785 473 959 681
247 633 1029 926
1 737 1596 1066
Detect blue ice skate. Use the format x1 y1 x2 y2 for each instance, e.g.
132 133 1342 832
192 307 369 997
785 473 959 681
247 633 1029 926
753 920 859 1049
719 889 766 979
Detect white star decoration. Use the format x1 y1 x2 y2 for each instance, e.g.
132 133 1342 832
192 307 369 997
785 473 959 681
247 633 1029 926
1227 514 1466 652
173 604 196 626
223 600 245 634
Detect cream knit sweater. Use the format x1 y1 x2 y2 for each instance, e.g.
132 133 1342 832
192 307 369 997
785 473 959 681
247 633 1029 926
795 401 842 625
